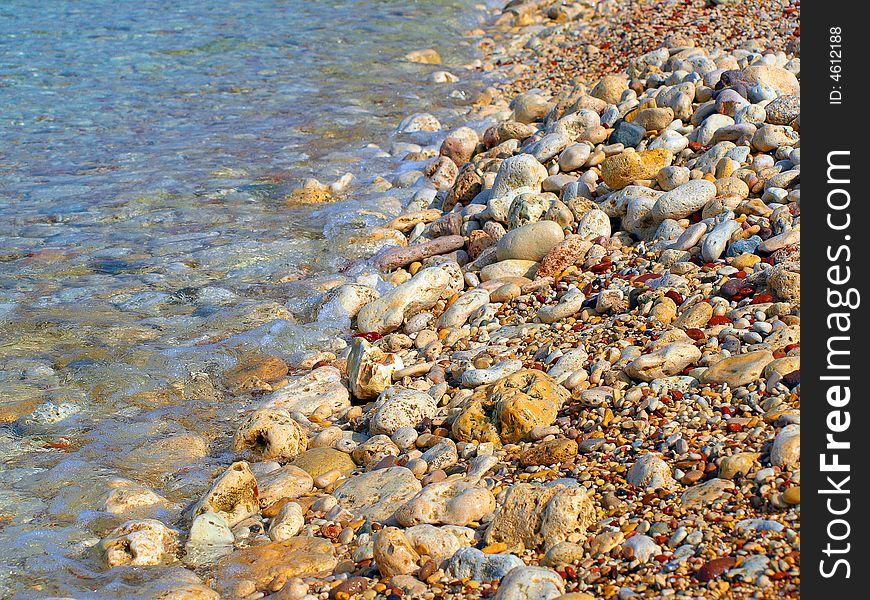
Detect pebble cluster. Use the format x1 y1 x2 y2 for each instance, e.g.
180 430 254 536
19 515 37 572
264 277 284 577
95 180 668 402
84 1 800 599
476 0 799 97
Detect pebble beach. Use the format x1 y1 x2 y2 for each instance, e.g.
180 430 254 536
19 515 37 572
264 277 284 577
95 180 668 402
1 1 800 598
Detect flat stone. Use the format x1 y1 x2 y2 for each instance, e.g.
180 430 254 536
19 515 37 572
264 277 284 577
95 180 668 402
537 235 592 277
316 284 380 321
373 527 419 578
493 566 565 600
770 424 800 469
576 208 611 240
632 106 675 131
601 148 673 190
405 524 476 566
626 453 674 490
480 259 539 281
741 64 800 95
257 465 315 508
261 366 350 417
700 351 775 388
484 481 595 551
718 452 760 479
368 387 438 436
519 438 579 466
212 537 336 597
497 221 565 262
590 74 628 104
674 302 713 329
232 408 307 462
191 462 259 527
291 447 357 479
101 519 178 568
449 547 524 582
622 534 662 563
333 466 422 523
396 480 496 527
437 289 491 329
681 478 735 508
541 541 585 567
649 180 717 222
625 342 701 382
537 288 585 323
224 355 288 394
356 262 464 334
610 120 645 147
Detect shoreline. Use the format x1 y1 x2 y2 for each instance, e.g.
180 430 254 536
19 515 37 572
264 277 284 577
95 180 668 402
57 1 800 598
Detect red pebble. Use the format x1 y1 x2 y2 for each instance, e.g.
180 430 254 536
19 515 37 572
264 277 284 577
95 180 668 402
353 332 382 343
751 293 774 304
590 261 611 274
665 290 684 305
43 440 71 450
698 557 737 582
635 273 663 284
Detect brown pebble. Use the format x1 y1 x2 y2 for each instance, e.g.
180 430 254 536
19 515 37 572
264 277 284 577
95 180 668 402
329 576 369 599
697 557 737 582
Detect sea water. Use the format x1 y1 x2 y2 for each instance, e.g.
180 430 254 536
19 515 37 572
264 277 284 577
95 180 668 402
0 1 485 596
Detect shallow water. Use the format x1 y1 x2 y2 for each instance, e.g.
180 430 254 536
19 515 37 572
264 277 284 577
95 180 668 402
0 0 486 596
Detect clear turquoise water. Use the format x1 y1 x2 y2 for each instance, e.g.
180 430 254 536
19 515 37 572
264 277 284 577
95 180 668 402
0 1 483 596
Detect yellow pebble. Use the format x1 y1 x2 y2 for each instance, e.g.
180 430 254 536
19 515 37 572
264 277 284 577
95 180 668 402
732 252 761 270
715 157 735 178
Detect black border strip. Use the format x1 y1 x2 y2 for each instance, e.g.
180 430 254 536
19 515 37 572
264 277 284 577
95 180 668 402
803 3 866 595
